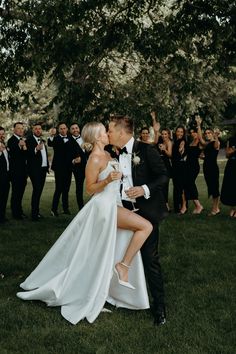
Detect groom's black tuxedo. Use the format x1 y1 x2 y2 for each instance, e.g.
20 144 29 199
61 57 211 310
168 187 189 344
131 140 169 224
121 140 169 314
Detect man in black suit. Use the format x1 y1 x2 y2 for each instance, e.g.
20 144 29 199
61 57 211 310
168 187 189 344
0 127 10 223
48 122 73 216
108 115 169 326
7 122 28 220
69 123 87 210
26 123 49 221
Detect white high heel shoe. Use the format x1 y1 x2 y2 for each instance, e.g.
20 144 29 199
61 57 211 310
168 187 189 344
114 262 135 290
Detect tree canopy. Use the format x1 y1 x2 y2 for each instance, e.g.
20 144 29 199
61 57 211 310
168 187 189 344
0 0 235 128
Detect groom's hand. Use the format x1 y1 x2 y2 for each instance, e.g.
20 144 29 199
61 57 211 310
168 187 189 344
125 186 144 199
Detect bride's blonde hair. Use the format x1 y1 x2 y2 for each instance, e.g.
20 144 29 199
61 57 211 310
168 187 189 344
81 122 105 152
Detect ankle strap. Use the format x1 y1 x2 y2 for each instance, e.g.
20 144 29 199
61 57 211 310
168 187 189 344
120 262 130 269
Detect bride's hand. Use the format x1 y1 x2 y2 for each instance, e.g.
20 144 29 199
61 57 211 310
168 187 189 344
107 171 122 182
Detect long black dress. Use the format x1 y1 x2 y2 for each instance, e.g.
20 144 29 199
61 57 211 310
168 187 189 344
203 141 220 198
221 136 236 206
156 140 172 204
171 138 187 213
184 144 201 200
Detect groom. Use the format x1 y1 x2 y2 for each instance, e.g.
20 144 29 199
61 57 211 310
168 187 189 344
108 114 169 326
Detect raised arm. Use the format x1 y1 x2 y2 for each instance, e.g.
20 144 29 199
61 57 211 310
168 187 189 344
195 116 206 145
150 111 161 144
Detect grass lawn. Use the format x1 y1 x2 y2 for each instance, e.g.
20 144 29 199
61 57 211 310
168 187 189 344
0 160 235 353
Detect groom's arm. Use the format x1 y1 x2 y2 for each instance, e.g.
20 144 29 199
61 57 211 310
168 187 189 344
144 144 169 195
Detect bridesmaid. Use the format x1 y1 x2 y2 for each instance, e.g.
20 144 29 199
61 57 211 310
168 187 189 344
183 127 204 214
171 125 188 214
220 132 236 217
152 114 172 211
196 117 221 215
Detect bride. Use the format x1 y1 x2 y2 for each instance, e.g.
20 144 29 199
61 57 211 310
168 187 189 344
17 122 152 324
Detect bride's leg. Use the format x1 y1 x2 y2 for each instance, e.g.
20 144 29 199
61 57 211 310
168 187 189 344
116 206 152 283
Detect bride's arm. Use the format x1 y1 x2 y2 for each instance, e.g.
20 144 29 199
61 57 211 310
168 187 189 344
86 156 121 195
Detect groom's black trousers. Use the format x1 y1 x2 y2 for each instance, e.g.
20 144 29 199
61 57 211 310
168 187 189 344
122 200 165 308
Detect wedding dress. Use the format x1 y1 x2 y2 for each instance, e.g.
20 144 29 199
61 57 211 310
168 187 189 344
17 161 149 324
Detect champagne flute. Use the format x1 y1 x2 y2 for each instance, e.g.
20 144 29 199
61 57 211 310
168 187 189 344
123 175 139 212
110 158 120 171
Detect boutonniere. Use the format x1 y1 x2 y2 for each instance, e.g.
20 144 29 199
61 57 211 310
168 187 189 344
132 152 141 166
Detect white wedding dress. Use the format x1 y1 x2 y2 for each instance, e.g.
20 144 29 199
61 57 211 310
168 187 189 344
17 161 149 324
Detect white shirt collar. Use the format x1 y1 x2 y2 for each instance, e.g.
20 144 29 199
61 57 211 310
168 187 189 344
14 134 21 140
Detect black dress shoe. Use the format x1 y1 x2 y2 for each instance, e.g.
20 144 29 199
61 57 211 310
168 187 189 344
51 209 59 217
63 209 71 215
153 306 166 326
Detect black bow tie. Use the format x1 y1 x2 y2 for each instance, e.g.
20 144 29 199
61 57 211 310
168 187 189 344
75 136 80 140
119 146 128 155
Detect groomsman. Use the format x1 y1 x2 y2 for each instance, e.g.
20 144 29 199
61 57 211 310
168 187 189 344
69 123 87 210
7 122 28 220
26 123 49 221
108 115 169 326
48 122 73 216
0 127 10 223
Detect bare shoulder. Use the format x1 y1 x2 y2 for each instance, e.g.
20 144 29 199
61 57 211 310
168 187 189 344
87 152 109 171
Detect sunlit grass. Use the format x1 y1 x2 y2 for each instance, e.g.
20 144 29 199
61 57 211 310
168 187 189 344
0 163 235 353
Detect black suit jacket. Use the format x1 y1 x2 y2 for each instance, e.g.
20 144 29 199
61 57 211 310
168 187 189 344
26 136 49 173
131 140 169 224
0 150 9 180
69 138 87 175
7 135 27 177
48 135 73 172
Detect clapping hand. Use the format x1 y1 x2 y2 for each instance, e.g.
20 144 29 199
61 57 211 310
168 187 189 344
0 142 6 152
18 138 27 150
195 115 202 126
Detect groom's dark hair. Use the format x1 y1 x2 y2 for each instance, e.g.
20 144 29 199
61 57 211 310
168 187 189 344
110 114 134 134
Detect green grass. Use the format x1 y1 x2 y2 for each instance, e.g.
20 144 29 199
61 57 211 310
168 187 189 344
0 162 235 353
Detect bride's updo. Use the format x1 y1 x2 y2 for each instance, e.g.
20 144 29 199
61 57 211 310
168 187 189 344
81 122 105 152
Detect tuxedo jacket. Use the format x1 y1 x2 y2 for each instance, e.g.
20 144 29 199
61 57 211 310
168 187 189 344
48 135 73 172
130 140 169 224
26 136 49 173
69 138 87 176
7 135 27 177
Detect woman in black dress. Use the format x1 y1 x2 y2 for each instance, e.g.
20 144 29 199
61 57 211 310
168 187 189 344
171 126 188 213
220 133 236 217
155 128 172 211
184 128 204 214
152 112 172 211
196 117 221 215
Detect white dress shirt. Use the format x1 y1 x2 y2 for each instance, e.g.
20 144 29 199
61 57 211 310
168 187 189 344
34 136 47 167
119 137 150 201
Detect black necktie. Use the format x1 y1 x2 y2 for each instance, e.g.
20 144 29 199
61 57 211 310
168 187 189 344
119 146 128 155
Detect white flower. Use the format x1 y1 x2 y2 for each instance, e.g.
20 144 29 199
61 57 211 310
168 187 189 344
132 153 141 166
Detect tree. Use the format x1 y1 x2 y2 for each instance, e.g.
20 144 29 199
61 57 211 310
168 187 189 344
0 0 235 128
